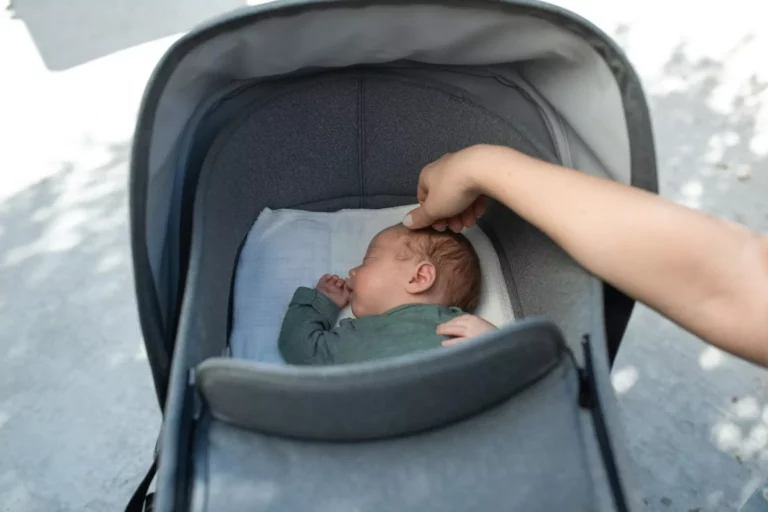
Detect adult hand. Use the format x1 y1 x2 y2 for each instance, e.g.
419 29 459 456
402 148 491 232
437 314 498 346
405 144 768 367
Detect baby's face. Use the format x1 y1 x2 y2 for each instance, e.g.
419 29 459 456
347 227 411 317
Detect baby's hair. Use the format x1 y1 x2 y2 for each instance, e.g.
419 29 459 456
396 226 481 312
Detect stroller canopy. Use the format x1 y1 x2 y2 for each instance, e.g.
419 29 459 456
131 0 656 404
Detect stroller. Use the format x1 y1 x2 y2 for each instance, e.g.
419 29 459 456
128 1 658 511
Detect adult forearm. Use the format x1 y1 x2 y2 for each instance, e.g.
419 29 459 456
473 146 768 366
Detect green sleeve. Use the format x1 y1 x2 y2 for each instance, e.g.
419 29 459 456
278 287 342 365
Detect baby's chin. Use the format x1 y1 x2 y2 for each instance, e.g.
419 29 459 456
350 298 377 318
350 300 365 318
351 298 394 318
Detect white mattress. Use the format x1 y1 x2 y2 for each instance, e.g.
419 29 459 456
230 205 515 362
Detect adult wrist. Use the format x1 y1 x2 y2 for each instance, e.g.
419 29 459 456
463 144 520 198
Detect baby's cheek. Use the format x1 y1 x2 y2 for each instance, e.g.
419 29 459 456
372 274 391 293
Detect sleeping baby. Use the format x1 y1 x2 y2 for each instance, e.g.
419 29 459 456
278 224 483 365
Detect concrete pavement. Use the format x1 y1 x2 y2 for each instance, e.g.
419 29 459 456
0 1 765 510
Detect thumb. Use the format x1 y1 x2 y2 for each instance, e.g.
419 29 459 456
402 205 435 230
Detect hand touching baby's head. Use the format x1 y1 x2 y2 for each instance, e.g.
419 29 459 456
346 224 481 317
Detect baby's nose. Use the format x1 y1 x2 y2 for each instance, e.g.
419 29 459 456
349 266 358 278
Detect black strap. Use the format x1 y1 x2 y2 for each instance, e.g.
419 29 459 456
580 337 629 512
602 283 634 366
125 459 157 512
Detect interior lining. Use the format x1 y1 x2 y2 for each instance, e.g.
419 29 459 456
139 1 652 303
148 3 630 181
165 72 598 417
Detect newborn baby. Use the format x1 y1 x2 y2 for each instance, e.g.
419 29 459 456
278 224 481 365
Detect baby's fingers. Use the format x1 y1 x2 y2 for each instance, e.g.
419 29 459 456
436 316 469 337
442 337 469 347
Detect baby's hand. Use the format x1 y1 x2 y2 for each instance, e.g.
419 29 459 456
437 314 497 346
316 274 350 309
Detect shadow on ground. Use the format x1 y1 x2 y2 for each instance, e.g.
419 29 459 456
613 32 768 512
0 141 159 511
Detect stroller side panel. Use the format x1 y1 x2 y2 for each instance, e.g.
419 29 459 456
191 358 598 512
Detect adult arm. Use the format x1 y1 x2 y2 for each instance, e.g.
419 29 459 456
405 145 768 366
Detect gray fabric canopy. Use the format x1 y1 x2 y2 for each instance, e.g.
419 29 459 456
131 1 656 400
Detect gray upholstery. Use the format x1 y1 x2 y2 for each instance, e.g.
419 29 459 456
183 69 584 366
191 359 598 512
197 319 564 440
135 2 659 322
480 201 594 349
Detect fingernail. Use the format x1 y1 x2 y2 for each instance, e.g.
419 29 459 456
402 214 413 227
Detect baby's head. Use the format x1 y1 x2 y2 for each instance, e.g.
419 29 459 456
347 224 481 317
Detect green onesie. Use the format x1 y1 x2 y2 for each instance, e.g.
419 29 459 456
278 287 464 365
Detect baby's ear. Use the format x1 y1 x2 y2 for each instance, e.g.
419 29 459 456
406 262 436 294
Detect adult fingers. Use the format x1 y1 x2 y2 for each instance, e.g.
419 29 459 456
460 208 476 229
432 219 448 232
403 205 436 230
448 215 464 233
474 196 488 218
416 182 428 204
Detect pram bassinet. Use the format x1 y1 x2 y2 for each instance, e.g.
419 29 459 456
128 1 658 511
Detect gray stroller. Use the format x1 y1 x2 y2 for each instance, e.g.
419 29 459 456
127 1 658 510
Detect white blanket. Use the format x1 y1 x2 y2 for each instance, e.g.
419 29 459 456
230 205 515 362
